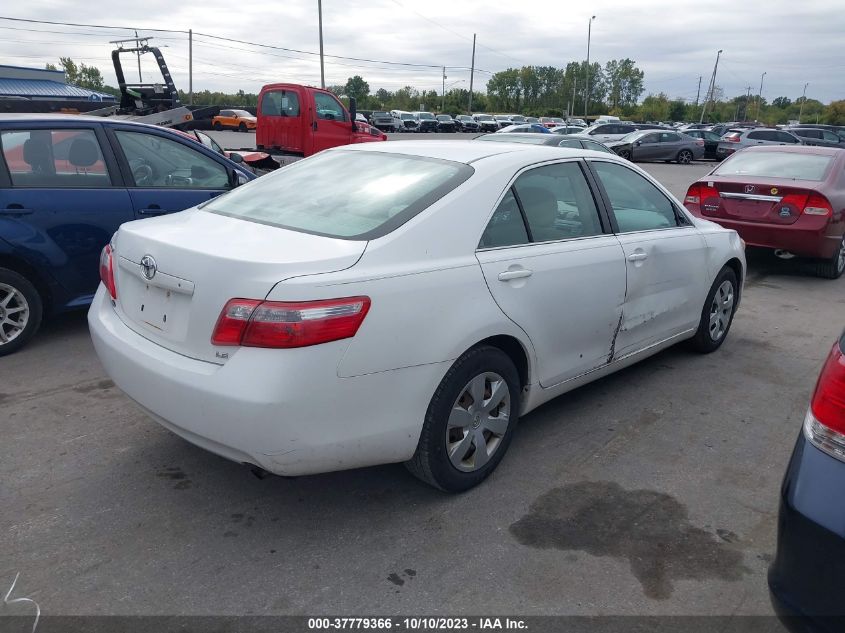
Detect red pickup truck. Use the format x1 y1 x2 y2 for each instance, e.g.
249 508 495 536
256 84 386 157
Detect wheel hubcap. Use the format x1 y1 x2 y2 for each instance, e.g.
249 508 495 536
446 372 511 473
708 280 734 342
837 237 845 273
0 282 30 345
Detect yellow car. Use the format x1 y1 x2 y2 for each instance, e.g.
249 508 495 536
211 109 257 132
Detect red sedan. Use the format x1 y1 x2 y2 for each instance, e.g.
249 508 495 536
684 146 845 279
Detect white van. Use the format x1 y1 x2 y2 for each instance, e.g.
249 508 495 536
594 115 620 125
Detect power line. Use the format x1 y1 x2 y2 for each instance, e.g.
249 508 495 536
0 15 186 33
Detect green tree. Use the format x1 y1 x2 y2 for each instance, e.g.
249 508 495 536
604 58 644 110
638 93 670 122
343 75 370 102
771 96 791 109
668 99 686 122
825 100 845 125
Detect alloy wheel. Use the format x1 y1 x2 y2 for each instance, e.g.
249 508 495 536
678 150 693 164
0 282 30 345
837 237 845 275
708 280 734 342
445 372 511 472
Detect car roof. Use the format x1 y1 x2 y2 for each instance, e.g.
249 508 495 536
334 139 613 164
0 112 186 134
739 145 843 156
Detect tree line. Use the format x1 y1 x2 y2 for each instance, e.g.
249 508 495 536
45 57 845 125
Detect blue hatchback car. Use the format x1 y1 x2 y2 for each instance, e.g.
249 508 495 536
0 114 255 356
769 330 845 632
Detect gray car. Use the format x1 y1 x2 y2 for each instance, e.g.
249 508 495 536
605 130 706 164
569 122 639 143
786 128 845 148
716 127 803 160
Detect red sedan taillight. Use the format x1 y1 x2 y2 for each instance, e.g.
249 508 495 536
803 193 833 217
99 244 117 300
211 296 371 348
684 183 719 211
805 339 845 461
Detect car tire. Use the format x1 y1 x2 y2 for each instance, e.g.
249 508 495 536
406 345 521 492
238 123 247 132
0 268 43 357
688 266 738 354
212 121 222 131
677 150 694 164
815 235 845 279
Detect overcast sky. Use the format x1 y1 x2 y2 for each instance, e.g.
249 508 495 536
2 0 843 104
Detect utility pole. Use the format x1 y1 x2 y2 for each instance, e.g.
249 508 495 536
755 71 766 121
188 29 193 105
799 82 809 123
441 66 446 112
699 49 722 124
317 0 325 89
742 86 751 120
584 15 596 118
570 74 577 121
468 33 476 113
694 75 702 107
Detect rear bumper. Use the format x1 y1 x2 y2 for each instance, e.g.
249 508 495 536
683 215 840 259
769 433 845 629
88 287 447 476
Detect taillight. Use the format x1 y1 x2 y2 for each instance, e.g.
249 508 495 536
695 139 705 146
684 183 719 212
99 244 117 300
724 134 741 143
211 297 370 348
805 340 845 461
803 193 833 216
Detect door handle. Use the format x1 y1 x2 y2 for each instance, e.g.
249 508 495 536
627 252 649 262
137 205 166 215
498 269 533 281
0 206 34 215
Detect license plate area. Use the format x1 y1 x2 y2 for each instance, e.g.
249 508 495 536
136 283 176 333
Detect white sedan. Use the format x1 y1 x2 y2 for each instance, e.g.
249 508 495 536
89 141 745 491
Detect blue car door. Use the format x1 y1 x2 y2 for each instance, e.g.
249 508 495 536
105 126 237 218
0 123 134 310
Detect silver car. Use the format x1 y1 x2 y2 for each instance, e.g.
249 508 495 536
570 122 638 143
606 130 706 164
716 127 803 160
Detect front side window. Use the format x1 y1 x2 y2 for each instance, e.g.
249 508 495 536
591 161 679 233
776 132 800 144
639 133 660 144
260 90 300 117
205 150 473 239
823 131 840 142
314 92 347 121
0 128 110 188
660 133 680 143
115 131 229 189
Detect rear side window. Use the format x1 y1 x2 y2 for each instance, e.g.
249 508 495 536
514 162 603 241
479 190 529 248
591 161 679 232
260 90 300 117
823 131 840 142
0 128 111 188
797 130 821 139
204 150 473 240
776 132 799 144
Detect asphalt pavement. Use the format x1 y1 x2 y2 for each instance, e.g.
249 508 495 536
2 151 837 625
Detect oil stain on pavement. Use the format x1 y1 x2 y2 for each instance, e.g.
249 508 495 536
509 481 748 599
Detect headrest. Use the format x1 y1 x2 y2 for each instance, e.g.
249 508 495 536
68 138 99 168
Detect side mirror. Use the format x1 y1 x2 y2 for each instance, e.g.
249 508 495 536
349 97 357 130
228 152 244 164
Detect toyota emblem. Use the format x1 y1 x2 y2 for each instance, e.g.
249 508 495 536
140 255 157 280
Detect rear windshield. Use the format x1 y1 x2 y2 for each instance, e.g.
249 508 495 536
712 152 834 181
204 151 473 239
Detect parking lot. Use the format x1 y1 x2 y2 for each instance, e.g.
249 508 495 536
2 146 843 623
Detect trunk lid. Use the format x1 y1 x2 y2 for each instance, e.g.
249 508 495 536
701 177 811 225
111 209 366 363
